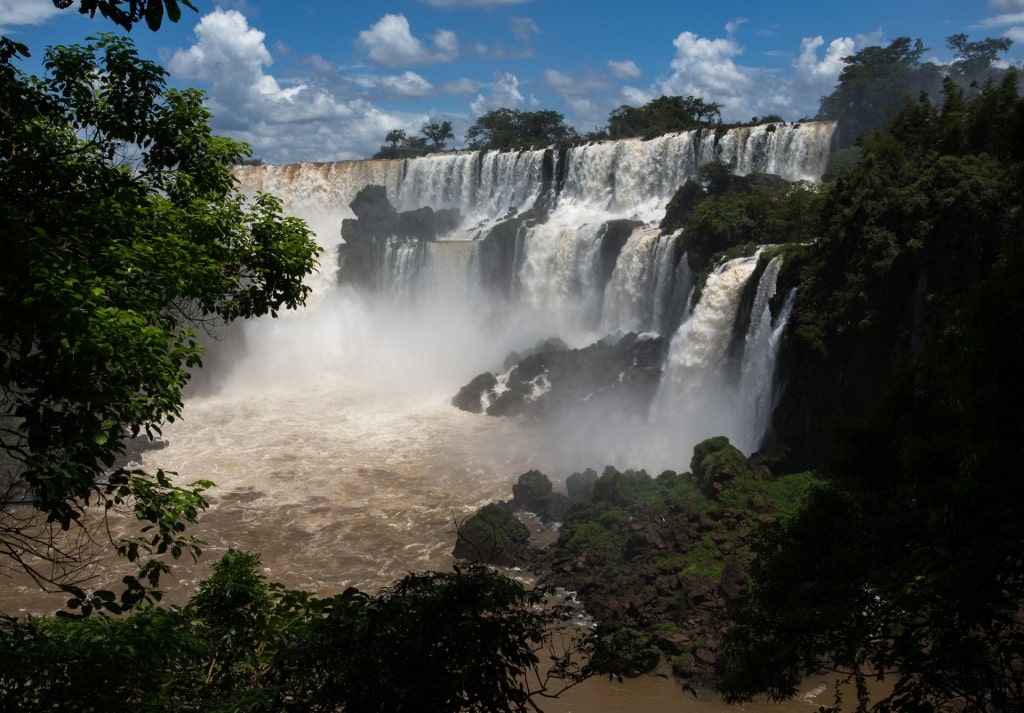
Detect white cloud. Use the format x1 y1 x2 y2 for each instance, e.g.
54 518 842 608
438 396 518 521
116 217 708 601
795 35 854 84
510 16 540 42
620 85 654 107
356 14 458 68
608 59 642 80
654 29 857 122
1008 26 1024 42
0 0 61 32
726 17 748 35
854 28 883 48
167 9 427 162
973 11 1024 27
661 31 755 117
989 0 1024 10
442 77 481 94
470 72 524 115
352 71 434 98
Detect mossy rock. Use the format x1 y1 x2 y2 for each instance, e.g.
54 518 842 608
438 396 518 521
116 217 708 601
452 503 529 566
512 470 552 506
690 436 751 498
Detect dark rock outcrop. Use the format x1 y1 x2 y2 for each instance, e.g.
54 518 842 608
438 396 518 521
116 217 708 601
450 331 668 420
337 185 461 289
454 439 819 686
452 502 530 566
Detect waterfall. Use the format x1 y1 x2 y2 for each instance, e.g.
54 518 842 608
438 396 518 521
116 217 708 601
394 150 549 223
649 254 796 457
733 257 793 452
599 227 688 335
230 122 833 464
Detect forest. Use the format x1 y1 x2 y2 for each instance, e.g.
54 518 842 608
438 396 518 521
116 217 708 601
2 2 1023 710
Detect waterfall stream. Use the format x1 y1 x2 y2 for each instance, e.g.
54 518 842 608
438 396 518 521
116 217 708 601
1 124 829 636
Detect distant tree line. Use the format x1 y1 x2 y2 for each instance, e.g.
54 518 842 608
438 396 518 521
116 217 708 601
818 33 1015 149
373 119 454 159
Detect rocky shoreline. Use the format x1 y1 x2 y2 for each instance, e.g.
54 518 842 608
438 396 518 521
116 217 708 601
452 438 817 687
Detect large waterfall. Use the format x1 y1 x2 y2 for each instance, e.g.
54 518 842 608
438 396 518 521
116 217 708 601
121 122 833 605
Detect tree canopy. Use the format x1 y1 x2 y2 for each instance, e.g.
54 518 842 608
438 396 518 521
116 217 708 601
608 95 723 139
464 108 579 151
51 0 197 32
373 119 454 159
0 550 594 711
0 34 320 607
817 34 1014 149
719 71 1024 713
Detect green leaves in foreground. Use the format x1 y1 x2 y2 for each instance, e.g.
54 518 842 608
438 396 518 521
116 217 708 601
0 34 320 601
0 551 595 713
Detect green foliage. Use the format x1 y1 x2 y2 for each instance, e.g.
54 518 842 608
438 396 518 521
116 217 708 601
608 95 722 139
373 119 454 159
453 502 530 565
595 627 660 675
0 551 592 712
720 68 1024 713
946 33 1014 79
51 0 198 32
0 35 320 602
465 108 579 150
516 469 553 500
422 119 454 149
660 168 823 301
816 34 1013 149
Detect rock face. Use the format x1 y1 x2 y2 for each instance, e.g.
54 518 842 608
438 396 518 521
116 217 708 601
337 185 461 290
451 502 530 566
341 185 461 244
451 438 820 687
450 331 668 419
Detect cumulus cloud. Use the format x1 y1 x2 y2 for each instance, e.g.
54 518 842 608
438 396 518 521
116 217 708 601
653 27 857 122
356 14 458 68
973 11 1024 27
470 71 525 115
608 59 642 80
795 36 854 85
168 9 426 162
0 0 61 32
661 31 756 117
352 71 434 98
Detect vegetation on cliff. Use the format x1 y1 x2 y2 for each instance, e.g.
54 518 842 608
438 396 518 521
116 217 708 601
454 440 819 686
718 70 1024 712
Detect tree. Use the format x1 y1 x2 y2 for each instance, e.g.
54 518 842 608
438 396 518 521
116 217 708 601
817 37 940 148
465 108 578 151
384 127 406 148
0 35 320 609
0 552 595 712
421 119 454 150
272 563 594 712
947 33 1014 79
51 0 197 32
719 72 1024 713
608 95 723 139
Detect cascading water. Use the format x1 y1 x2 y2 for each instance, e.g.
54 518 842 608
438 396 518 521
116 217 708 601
0 122 832 616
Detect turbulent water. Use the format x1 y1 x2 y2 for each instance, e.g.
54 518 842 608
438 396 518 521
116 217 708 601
4 125 833 712
180 122 833 584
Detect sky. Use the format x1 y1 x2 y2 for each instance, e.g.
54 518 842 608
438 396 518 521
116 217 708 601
1 0 1022 163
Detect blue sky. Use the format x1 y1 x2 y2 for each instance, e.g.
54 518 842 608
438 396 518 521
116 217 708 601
2 1 1022 163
